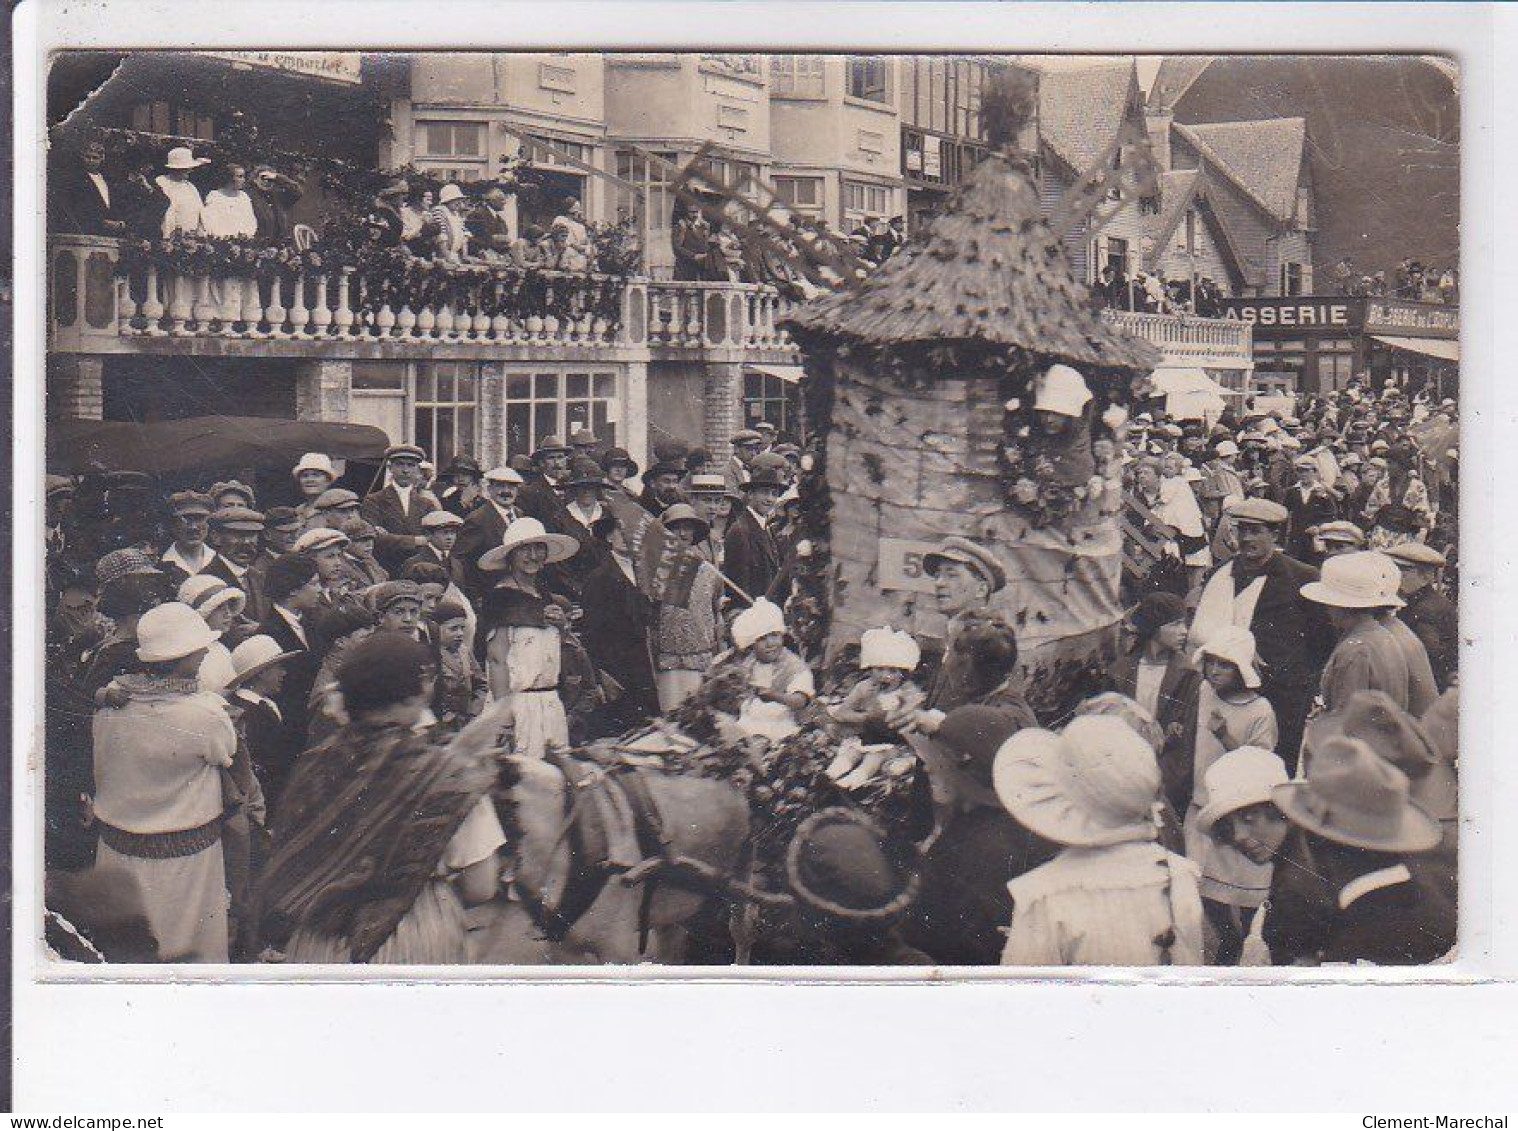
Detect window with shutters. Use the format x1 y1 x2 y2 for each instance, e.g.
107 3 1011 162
770 55 826 97
847 57 890 104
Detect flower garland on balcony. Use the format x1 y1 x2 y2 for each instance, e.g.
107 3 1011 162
115 234 629 329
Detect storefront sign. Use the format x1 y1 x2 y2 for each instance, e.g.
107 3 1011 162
205 51 363 85
879 537 941 594
1365 299 1459 336
1221 297 1359 331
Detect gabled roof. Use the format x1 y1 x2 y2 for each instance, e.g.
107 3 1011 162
1143 167 1247 288
783 151 1160 372
1173 117 1308 224
1147 56 1213 113
1036 61 1144 178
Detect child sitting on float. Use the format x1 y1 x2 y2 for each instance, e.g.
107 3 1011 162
826 626 925 788
727 598 815 743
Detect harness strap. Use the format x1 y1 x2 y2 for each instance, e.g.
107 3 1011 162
529 751 616 943
612 767 671 954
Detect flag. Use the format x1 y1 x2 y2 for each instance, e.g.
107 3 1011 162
604 491 704 607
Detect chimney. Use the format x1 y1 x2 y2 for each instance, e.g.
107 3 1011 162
1145 110 1173 173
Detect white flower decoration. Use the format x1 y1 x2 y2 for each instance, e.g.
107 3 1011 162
1102 404 1129 430
796 539 813 558
1004 397 1021 412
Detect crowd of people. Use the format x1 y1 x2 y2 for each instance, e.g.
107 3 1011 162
1329 257 1460 304
42 363 1458 968
1093 265 1230 318
49 138 632 274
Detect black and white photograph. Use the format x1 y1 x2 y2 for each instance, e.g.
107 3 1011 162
33 44 1463 974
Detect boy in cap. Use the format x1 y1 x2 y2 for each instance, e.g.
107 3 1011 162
403 508 467 588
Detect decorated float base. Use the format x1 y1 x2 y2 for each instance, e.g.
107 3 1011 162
823 361 1125 719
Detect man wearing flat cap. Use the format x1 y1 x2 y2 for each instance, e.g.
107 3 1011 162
159 491 217 588
206 505 269 624
725 429 765 491
1387 543 1457 690
361 444 438 575
1191 497 1332 773
403 509 467 589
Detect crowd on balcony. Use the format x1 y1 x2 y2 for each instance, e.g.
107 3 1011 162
1093 265 1230 318
1329 258 1460 304
49 137 642 278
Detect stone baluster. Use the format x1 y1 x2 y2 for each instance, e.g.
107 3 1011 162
265 275 288 338
683 289 702 344
416 299 437 339
311 273 333 336
289 274 311 337
239 274 264 337
167 272 193 336
192 275 218 331
376 299 396 337
395 302 417 340
334 269 355 336
141 265 165 336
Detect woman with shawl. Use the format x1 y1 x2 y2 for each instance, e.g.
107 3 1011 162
260 633 513 964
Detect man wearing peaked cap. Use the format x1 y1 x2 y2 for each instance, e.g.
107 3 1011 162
726 428 765 491
204 505 268 622
361 443 438 575
159 490 217 582
403 507 467 589
1191 493 1331 775
1386 542 1456 690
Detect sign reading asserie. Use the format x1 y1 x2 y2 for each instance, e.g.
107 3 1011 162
1220 297 1359 330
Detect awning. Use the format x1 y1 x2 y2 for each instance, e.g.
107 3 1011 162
1371 334 1460 363
1148 367 1229 421
745 364 805 385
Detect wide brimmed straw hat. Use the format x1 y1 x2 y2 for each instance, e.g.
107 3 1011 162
1034 363 1093 418
1197 747 1289 834
225 635 302 690
136 602 221 663
1300 551 1405 609
1194 625 1262 690
178 574 247 620
478 517 580 572
1272 736 1442 853
992 716 1161 848
164 146 210 170
731 597 786 650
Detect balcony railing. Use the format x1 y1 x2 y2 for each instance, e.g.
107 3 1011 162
1100 309 1254 366
49 234 802 358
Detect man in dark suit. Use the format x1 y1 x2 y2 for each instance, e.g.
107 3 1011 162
467 187 518 257
255 554 332 797
1190 498 1333 774
50 139 126 236
516 436 573 529
1268 735 1455 965
1388 543 1458 690
577 514 660 735
205 506 269 628
1284 456 1342 560
455 466 524 602
437 454 485 518
723 466 784 603
361 444 437 575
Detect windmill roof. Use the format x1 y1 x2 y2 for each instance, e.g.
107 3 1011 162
1037 61 1141 176
1174 118 1307 223
782 151 1160 372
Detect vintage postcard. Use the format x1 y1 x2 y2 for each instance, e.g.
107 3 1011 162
34 46 1461 976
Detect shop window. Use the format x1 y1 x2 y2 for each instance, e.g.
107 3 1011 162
743 370 802 439
847 57 890 104
504 370 618 459
770 55 826 98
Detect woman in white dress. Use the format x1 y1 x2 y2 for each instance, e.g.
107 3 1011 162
477 518 580 759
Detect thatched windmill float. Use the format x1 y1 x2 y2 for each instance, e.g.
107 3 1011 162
782 74 1161 718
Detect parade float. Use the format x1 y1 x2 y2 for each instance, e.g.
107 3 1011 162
783 116 1162 718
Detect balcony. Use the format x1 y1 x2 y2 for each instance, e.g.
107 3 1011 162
1099 308 1254 372
48 234 801 366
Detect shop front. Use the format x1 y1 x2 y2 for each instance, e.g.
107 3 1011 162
1221 295 1458 397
